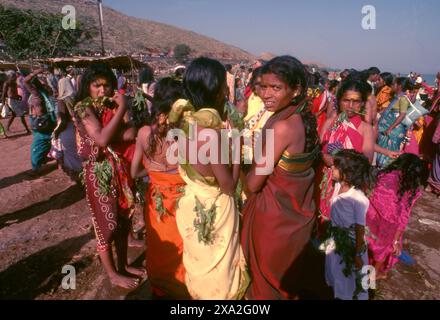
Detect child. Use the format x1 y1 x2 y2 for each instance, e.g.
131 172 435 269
366 153 425 280
325 149 373 300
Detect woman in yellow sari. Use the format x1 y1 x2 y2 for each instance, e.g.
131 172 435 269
170 57 249 300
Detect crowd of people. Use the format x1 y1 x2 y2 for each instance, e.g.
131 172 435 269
0 56 439 300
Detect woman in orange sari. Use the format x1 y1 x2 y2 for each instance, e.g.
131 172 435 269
131 77 190 299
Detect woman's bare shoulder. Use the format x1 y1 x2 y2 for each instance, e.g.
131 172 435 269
137 125 153 147
138 125 152 137
273 114 303 131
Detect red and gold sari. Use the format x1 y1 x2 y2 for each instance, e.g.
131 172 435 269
241 104 319 299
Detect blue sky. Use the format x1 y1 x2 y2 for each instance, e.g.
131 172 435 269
103 0 439 74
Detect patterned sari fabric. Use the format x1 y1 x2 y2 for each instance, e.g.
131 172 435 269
243 93 273 167
175 107 249 300
312 90 329 135
144 170 190 299
241 104 319 300
318 114 364 220
376 86 393 113
366 171 421 273
75 106 135 252
376 97 408 167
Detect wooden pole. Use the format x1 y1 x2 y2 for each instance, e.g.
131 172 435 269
97 0 105 56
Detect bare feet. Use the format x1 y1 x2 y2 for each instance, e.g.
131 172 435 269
375 272 388 281
125 266 148 278
109 273 140 289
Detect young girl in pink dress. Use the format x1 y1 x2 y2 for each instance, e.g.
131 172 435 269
366 153 425 280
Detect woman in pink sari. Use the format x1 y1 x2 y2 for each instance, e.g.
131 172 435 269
366 153 425 280
318 80 375 223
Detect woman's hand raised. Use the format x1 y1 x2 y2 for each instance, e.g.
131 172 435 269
112 91 127 110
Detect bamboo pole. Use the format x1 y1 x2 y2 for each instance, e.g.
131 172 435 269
97 0 105 56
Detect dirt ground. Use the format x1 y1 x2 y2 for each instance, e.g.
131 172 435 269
1 119 439 300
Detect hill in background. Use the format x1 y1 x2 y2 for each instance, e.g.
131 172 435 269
0 0 255 61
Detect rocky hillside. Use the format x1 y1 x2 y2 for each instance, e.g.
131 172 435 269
0 0 255 61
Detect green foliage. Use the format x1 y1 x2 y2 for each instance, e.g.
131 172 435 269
174 43 191 63
0 5 95 60
134 178 148 204
132 89 147 112
326 225 367 300
0 122 5 136
153 188 170 222
224 101 245 131
93 159 113 196
193 196 217 245
74 96 114 119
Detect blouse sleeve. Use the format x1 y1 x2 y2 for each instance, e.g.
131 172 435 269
398 96 410 113
353 192 369 226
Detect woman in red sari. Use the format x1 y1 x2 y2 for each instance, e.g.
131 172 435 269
131 77 190 299
74 64 145 289
241 56 320 299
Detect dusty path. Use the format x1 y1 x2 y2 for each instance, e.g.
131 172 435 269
0 119 439 300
